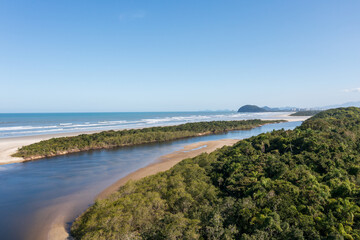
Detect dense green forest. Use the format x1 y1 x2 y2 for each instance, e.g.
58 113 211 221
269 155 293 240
13 120 280 160
290 110 322 116
71 107 360 240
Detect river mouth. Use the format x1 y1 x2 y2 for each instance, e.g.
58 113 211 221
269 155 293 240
0 121 300 240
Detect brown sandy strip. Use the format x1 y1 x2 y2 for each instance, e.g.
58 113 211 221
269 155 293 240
97 139 239 200
36 139 239 240
0 131 101 165
0 114 310 165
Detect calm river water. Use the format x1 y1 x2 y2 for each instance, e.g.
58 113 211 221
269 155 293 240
0 121 301 240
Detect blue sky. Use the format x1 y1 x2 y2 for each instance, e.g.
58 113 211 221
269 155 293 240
1 0 359 112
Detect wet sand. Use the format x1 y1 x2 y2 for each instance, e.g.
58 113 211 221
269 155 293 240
0 114 309 165
264 114 310 122
97 139 239 200
40 139 239 240
0 119 309 240
0 130 102 165
30 189 97 240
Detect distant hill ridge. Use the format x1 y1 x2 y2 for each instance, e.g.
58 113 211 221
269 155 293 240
237 105 301 112
71 107 360 239
237 101 360 113
237 105 267 112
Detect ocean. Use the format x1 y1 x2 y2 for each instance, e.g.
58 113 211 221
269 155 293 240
0 111 292 138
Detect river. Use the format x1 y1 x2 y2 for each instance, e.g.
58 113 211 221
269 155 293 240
0 121 301 240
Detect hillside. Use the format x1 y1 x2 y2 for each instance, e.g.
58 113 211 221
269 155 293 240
290 110 322 116
238 105 267 112
71 107 360 240
238 105 304 112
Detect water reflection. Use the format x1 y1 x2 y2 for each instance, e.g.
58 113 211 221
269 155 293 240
0 121 300 240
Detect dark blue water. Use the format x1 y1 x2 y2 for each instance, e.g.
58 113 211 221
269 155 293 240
0 112 293 138
0 121 300 240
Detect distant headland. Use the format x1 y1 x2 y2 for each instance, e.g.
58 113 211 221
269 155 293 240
237 101 360 113
237 105 324 117
237 105 268 112
237 104 301 113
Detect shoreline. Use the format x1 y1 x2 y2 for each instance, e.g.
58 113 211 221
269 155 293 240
45 138 240 240
96 138 239 200
0 114 310 165
0 130 103 165
0 116 310 239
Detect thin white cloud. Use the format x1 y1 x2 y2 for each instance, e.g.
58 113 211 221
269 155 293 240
343 88 360 93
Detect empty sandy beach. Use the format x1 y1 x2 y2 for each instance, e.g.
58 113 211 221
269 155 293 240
0 114 310 165
0 131 100 165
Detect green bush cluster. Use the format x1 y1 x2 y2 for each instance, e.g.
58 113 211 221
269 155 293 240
290 110 322 116
13 119 279 159
71 107 360 239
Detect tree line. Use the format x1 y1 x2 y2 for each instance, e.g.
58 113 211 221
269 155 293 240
71 107 360 239
13 119 281 160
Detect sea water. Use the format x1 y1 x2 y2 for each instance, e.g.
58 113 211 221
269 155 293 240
0 111 293 138
0 119 300 240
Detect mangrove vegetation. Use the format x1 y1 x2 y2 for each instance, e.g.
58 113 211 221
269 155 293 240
71 107 360 239
13 119 281 160
290 110 322 116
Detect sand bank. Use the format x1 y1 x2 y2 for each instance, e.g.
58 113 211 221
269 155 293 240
0 131 101 165
97 139 239 200
33 139 239 240
29 190 96 240
0 114 310 165
264 113 310 122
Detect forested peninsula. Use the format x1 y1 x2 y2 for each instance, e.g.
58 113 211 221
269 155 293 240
290 110 322 116
72 107 360 240
13 120 281 160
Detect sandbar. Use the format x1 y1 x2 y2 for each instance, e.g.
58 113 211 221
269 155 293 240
97 139 239 200
0 113 310 165
40 139 239 240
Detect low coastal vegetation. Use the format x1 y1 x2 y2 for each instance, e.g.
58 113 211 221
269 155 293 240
290 110 322 116
13 120 281 160
72 107 360 239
